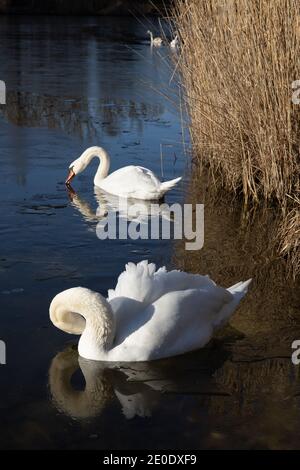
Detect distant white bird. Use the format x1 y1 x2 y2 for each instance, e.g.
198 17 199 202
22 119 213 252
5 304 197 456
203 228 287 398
147 30 163 47
170 35 179 49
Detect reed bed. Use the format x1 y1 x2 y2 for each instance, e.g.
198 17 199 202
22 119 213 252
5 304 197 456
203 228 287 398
173 0 300 276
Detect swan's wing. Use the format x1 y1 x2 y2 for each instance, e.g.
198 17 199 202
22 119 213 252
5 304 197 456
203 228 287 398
108 260 218 307
146 288 231 358
108 261 157 304
99 166 161 198
133 166 161 187
108 287 233 362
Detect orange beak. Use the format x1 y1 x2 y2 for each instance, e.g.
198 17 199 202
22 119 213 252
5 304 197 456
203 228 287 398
65 168 75 185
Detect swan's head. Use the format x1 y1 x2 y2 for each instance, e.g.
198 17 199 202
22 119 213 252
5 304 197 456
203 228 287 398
147 30 151 35
49 287 87 334
66 156 87 184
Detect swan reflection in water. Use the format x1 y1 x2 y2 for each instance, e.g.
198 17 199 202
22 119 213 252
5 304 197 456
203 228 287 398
49 346 168 420
48 345 230 420
67 185 176 233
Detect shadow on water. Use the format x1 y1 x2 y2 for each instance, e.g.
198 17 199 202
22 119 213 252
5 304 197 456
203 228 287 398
174 167 300 337
172 167 300 449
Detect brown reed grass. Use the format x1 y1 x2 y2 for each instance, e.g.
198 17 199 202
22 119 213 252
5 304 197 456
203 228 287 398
173 0 300 276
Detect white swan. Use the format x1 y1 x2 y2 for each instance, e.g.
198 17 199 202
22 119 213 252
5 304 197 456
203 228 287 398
65 146 181 200
170 35 179 49
147 30 163 47
50 260 251 362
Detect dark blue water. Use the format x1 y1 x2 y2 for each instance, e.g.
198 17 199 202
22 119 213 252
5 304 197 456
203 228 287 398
0 15 300 451
0 15 193 449
0 20 186 305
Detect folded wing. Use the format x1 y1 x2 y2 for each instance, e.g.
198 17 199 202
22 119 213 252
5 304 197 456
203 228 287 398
107 260 230 308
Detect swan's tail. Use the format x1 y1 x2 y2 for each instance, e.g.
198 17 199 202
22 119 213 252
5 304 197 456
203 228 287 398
213 279 252 329
227 279 252 295
159 177 182 196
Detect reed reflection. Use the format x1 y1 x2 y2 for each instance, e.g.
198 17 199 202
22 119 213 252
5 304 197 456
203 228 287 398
0 91 165 140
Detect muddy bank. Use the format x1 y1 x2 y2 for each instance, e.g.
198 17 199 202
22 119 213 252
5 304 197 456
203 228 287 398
0 0 171 15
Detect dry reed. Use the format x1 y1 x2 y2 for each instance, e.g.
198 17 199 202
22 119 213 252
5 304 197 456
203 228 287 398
173 0 300 275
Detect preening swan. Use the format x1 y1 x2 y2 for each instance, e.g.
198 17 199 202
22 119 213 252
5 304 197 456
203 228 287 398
50 260 252 362
147 30 163 47
66 146 181 200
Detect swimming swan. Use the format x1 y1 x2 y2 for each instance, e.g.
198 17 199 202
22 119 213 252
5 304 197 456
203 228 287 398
65 146 181 200
147 30 163 47
50 260 252 362
170 35 179 49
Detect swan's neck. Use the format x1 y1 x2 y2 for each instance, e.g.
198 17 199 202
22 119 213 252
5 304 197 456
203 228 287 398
50 287 115 360
149 31 154 43
80 146 111 184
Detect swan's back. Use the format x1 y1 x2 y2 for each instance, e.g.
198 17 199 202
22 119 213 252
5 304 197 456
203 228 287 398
108 260 222 305
97 165 162 199
107 261 251 362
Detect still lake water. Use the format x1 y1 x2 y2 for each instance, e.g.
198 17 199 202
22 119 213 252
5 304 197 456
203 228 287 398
0 15 300 450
